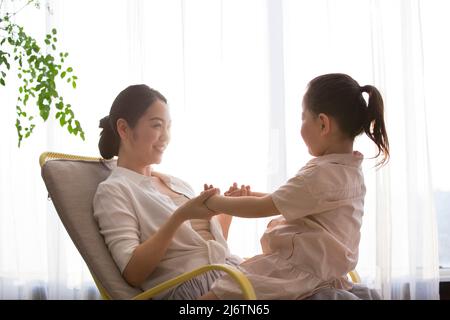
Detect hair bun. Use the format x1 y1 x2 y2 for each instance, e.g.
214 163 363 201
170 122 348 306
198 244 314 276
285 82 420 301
99 115 110 129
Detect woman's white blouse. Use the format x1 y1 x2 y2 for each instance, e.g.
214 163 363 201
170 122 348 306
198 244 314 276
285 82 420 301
93 166 240 291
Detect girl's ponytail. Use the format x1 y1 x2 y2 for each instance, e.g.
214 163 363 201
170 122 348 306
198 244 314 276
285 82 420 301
360 85 390 167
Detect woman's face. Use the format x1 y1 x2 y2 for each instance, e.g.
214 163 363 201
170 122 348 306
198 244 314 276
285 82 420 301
128 99 171 165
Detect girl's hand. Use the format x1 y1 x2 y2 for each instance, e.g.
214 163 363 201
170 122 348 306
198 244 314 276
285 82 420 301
174 188 220 221
224 182 252 197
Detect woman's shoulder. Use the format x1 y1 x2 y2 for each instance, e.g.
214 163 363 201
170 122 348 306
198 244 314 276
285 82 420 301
95 169 132 196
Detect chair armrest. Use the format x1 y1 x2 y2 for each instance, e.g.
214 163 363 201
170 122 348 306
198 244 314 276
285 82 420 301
348 270 361 283
132 264 256 300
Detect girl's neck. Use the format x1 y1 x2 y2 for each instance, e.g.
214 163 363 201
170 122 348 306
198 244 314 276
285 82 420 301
321 139 353 156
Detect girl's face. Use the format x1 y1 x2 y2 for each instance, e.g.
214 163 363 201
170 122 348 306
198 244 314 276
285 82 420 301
128 99 171 165
300 102 324 156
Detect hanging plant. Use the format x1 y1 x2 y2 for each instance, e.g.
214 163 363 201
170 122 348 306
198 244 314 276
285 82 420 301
0 0 84 147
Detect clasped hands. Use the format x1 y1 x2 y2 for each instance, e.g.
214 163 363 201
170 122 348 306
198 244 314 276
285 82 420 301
174 182 252 221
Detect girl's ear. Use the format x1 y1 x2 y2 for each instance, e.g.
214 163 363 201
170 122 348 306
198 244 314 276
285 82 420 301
318 113 331 136
116 118 129 141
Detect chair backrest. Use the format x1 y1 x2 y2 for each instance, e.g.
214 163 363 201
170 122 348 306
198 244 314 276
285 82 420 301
41 156 142 299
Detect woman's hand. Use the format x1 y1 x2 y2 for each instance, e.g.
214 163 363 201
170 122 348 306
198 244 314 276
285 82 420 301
174 188 220 222
203 183 232 239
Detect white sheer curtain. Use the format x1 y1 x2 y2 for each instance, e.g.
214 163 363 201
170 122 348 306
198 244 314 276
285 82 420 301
0 0 441 299
371 0 439 300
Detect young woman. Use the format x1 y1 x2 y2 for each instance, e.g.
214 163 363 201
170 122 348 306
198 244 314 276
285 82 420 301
93 84 241 299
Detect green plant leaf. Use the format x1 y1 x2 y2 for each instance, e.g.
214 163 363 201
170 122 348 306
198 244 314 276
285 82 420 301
3 12 83 146
41 106 50 121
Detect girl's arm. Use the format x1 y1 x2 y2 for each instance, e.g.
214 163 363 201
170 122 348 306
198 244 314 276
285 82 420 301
250 192 269 197
205 194 280 218
122 188 218 287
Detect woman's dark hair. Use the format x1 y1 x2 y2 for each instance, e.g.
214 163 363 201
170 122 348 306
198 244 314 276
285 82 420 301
304 73 389 167
98 84 167 159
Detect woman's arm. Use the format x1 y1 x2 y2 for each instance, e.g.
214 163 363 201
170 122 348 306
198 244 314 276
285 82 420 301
122 212 185 287
122 188 219 287
204 184 232 239
205 194 280 218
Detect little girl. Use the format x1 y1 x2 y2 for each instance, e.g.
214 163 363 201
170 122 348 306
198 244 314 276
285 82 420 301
200 73 389 300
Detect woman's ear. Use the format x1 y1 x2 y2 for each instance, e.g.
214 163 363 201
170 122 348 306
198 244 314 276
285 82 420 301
116 118 129 141
318 113 331 136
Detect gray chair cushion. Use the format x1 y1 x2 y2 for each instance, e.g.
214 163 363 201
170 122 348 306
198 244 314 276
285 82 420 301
41 158 142 299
